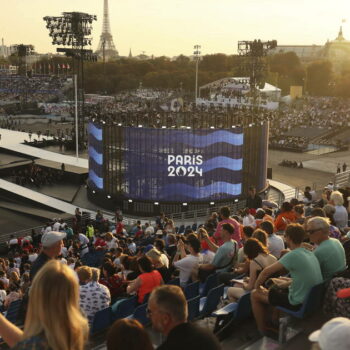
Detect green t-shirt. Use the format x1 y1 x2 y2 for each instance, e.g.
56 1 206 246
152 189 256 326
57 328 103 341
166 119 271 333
212 240 237 273
279 247 323 305
314 238 346 280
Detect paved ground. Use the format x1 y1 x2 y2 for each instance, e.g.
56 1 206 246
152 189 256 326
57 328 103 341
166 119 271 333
268 149 339 191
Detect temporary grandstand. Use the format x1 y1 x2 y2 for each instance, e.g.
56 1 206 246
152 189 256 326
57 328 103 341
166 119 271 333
197 77 281 110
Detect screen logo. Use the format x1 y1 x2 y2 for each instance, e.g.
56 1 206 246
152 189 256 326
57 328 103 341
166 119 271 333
167 155 203 177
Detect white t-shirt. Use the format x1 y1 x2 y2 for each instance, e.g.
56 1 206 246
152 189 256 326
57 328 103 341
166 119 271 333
107 238 118 251
9 238 18 246
61 247 68 258
145 226 155 235
268 234 285 258
174 254 199 286
28 253 38 263
53 222 61 231
243 214 257 228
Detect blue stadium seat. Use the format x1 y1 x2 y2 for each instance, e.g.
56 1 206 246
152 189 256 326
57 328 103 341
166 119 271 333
90 307 112 334
178 225 185 234
277 282 326 319
132 303 150 326
213 292 252 339
167 277 180 286
5 299 21 324
191 223 197 231
184 281 199 300
111 296 137 321
199 284 224 318
187 295 200 321
200 272 218 297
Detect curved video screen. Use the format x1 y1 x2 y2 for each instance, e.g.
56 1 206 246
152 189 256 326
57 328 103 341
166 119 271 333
125 127 243 201
89 124 244 202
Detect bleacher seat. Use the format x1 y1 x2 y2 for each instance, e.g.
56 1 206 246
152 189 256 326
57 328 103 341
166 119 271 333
200 272 218 297
178 225 185 234
277 282 326 319
184 280 199 300
132 303 150 326
167 277 180 286
90 307 112 334
212 292 252 339
187 295 201 321
111 296 137 321
191 223 197 231
199 284 224 318
5 299 21 325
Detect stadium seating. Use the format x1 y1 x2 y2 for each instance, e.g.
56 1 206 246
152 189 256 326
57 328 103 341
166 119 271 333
212 292 252 340
199 284 225 319
90 307 113 335
187 295 201 321
200 272 218 297
277 282 326 319
184 281 200 300
111 296 137 321
132 303 150 326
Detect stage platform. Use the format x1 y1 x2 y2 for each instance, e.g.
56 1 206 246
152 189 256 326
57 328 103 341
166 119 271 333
0 128 88 169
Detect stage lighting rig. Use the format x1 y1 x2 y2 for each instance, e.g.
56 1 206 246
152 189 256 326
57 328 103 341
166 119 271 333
43 12 97 149
237 39 277 108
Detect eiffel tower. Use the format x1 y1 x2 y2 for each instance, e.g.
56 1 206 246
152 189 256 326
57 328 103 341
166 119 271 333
96 0 118 60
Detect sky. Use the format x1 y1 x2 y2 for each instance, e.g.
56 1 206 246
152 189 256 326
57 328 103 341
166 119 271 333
1 0 350 57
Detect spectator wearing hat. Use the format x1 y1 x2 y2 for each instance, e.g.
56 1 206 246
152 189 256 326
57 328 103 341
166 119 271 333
309 317 350 350
30 231 66 281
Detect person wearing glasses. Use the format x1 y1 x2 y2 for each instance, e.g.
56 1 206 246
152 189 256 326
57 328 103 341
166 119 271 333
307 216 346 280
147 285 221 350
251 224 323 335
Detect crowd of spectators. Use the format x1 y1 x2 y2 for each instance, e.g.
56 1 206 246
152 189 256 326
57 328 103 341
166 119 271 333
0 183 348 349
0 75 69 103
9 162 64 187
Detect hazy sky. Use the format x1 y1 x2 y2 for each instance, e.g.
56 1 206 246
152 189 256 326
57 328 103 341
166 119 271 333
1 0 349 57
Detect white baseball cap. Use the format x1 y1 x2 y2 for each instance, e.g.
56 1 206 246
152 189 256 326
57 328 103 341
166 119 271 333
309 317 350 350
41 231 66 247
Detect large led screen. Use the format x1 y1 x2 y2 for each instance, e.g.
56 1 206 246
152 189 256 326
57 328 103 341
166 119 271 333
122 128 243 201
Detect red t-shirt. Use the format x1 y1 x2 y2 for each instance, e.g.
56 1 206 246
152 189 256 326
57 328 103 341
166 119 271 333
138 270 162 303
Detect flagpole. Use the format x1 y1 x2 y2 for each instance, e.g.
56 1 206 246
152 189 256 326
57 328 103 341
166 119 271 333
74 74 79 162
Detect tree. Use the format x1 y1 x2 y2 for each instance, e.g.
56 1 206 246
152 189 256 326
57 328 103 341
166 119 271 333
268 52 305 94
306 60 333 96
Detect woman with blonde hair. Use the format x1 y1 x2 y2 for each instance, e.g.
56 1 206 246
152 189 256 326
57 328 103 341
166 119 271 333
0 260 89 350
330 191 348 229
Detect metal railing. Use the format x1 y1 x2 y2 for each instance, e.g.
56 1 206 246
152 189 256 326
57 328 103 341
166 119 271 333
334 170 350 189
168 200 247 226
0 213 91 244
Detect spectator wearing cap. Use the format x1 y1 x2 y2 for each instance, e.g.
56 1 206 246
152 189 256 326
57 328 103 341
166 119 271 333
309 317 350 350
30 231 66 281
148 285 221 350
307 217 346 280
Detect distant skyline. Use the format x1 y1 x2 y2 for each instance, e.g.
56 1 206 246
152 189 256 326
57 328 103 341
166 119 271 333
0 0 349 57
